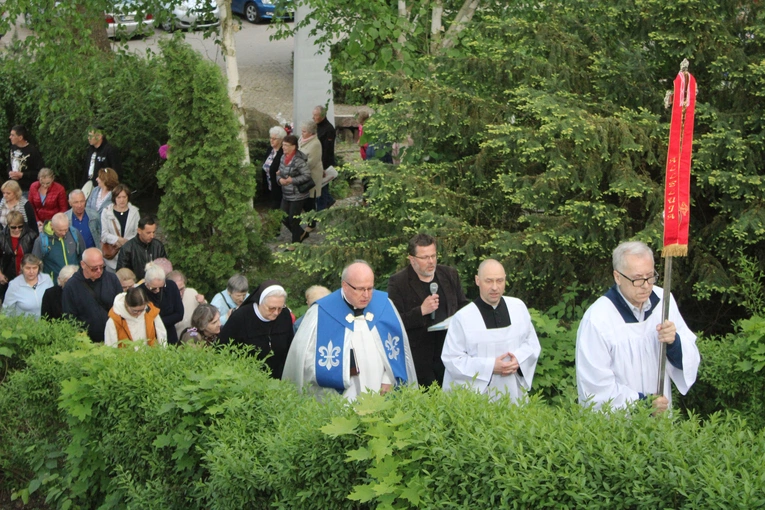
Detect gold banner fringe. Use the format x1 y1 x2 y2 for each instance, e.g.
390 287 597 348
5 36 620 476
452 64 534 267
662 244 688 258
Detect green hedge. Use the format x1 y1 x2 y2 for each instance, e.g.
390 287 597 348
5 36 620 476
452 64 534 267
2 316 765 509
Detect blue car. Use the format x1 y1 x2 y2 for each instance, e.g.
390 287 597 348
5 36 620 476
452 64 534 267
231 0 292 24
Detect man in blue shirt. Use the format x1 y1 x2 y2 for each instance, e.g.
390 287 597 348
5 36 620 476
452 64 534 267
65 190 100 249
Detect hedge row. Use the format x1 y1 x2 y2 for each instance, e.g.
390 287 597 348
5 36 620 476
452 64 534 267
1 316 765 509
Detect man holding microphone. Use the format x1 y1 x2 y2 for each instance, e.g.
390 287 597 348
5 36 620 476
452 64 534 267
388 233 469 387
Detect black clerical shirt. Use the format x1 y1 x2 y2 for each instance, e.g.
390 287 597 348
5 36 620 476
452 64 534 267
473 296 512 329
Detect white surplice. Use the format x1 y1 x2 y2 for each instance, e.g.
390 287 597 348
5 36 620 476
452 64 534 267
441 297 541 402
281 301 417 401
575 286 700 410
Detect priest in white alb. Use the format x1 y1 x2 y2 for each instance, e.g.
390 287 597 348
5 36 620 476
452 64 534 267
576 241 700 412
441 259 541 402
282 260 417 400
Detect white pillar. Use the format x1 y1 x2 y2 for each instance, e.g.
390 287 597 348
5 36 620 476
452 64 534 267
292 4 335 129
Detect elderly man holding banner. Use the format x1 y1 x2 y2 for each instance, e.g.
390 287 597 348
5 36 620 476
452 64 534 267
575 241 700 412
577 61 701 413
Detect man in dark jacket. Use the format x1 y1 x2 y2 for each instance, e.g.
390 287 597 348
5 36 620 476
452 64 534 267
387 233 469 387
8 125 44 193
62 248 122 343
116 215 167 281
32 213 86 282
83 126 121 188
312 105 336 210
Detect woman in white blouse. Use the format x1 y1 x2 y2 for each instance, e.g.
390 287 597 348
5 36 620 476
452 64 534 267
101 183 140 271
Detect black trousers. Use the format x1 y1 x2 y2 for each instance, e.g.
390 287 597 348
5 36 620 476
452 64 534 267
281 198 306 243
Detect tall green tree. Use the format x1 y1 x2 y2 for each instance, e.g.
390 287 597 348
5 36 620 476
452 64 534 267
158 39 269 295
283 0 765 333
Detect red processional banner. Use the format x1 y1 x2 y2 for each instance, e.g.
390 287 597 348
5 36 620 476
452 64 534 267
663 69 696 257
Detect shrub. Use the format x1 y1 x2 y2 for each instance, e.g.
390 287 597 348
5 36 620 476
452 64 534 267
157 38 271 296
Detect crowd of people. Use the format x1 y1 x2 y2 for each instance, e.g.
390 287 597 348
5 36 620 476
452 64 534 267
3 121 701 413
261 106 338 250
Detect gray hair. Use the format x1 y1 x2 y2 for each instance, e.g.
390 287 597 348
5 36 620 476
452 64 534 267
144 262 166 283
269 126 287 139
51 212 69 228
612 241 654 272
167 270 186 285
57 264 79 286
313 105 327 118
226 273 249 294
68 189 86 201
300 120 317 135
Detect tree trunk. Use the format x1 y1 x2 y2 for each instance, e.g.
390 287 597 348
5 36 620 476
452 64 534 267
77 3 111 53
217 0 251 166
430 0 443 54
441 0 480 50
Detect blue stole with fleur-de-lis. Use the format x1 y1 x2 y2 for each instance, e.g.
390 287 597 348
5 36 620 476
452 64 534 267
315 289 408 392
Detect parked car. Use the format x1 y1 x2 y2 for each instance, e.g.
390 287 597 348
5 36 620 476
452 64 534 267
106 1 155 38
161 0 220 31
231 0 293 24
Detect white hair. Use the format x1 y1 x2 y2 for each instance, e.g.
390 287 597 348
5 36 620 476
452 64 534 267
144 262 166 282
57 265 79 286
269 126 287 139
612 241 654 272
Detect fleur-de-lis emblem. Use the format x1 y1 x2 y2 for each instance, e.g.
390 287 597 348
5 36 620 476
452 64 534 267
365 312 374 321
385 333 400 360
345 314 354 323
318 340 341 371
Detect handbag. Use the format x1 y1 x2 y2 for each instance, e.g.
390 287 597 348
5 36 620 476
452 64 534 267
297 177 316 194
101 218 121 260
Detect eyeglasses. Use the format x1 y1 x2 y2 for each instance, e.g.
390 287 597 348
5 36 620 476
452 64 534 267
146 282 166 292
127 306 147 316
9 225 23 230
344 281 374 294
87 133 101 139
412 254 437 262
617 270 659 287
263 305 285 313
83 262 105 272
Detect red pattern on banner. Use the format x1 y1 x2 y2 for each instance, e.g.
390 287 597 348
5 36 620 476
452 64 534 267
663 71 696 257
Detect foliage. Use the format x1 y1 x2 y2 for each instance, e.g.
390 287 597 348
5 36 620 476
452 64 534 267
0 41 170 194
2 317 765 508
157 39 271 295
278 0 765 336
681 318 765 431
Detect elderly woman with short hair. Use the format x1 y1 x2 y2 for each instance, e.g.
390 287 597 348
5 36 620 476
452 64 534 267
219 280 294 379
210 273 249 327
2 253 53 319
28 168 68 228
0 180 37 231
263 126 287 209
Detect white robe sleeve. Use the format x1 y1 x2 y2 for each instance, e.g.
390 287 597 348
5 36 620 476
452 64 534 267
441 305 495 391
508 300 540 391
666 292 699 395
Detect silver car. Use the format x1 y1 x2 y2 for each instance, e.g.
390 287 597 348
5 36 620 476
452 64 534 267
161 0 220 31
106 1 155 38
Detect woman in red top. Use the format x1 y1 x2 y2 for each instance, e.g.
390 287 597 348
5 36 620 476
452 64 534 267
28 168 68 229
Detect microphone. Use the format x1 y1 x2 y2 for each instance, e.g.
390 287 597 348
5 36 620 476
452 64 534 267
430 282 438 320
